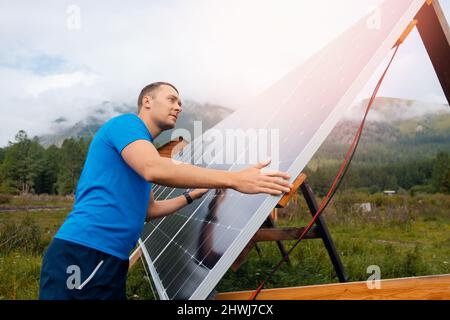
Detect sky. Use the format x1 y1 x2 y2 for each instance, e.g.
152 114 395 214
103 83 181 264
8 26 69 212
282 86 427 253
0 0 449 147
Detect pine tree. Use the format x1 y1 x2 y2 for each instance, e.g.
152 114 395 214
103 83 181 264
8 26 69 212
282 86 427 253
0 131 45 194
432 151 450 193
56 138 89 195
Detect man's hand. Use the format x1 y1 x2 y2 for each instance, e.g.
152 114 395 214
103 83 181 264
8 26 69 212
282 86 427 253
231 159 292 196
189 188 209 200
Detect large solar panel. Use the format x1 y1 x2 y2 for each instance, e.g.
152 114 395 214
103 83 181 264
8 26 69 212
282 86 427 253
137 0 427 299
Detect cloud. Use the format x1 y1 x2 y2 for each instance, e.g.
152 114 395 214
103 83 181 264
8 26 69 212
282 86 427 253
0 66 104 143
26 71 98 96
0 0 448 146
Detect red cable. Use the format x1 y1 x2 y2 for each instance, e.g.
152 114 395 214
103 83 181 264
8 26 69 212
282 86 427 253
248 44 401 300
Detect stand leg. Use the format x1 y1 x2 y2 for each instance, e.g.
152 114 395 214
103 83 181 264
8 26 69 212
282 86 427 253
300 182 348 282
263 217 291 265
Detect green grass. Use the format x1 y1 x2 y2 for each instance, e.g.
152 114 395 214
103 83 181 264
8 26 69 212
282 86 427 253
0 192 449 300
216 218 449 294
0 252 42 300
398 115 450 137
0 208 69 300
0 210 69 235
0 194 73 207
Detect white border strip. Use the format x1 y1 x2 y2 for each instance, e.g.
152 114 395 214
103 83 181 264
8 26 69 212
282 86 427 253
138 239 169 300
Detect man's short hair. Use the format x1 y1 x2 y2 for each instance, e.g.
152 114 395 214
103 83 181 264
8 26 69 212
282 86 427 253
137 82 179 113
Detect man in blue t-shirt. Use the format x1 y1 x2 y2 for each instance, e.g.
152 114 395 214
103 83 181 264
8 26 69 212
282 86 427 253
39 82 292 300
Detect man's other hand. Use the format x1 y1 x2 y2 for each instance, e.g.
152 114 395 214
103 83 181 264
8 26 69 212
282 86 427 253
231 159 292 196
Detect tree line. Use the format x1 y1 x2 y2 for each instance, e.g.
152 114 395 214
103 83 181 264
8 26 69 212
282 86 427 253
305 151 450 196
0 130 449 196
0 130 90 195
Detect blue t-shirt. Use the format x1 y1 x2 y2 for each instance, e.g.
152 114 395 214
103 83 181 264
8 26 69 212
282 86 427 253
55 113 153 260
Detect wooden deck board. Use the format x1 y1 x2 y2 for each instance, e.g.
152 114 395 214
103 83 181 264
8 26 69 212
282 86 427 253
216 274 450 300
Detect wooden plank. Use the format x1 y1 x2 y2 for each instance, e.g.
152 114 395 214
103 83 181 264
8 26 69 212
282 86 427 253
128 247 142 270
270 208 278 221
252 226 321 242
395 19 418 46
415 0 450 105
276 173 307 208
216 274 450 300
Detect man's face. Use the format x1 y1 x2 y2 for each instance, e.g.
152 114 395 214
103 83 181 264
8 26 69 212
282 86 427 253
146 85 182 131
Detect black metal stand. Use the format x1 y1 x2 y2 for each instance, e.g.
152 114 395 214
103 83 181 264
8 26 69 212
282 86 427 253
300 181 348 282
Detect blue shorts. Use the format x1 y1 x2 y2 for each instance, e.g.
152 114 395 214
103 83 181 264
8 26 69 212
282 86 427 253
39 238 129 300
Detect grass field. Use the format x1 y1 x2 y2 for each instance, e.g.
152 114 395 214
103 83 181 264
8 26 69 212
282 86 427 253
0 192 449 300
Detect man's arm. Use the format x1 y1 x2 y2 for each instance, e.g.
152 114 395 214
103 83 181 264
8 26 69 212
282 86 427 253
146 189 207 221
121 140 292 195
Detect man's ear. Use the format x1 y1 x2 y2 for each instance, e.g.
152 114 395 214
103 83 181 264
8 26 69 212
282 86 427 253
143 96 152 109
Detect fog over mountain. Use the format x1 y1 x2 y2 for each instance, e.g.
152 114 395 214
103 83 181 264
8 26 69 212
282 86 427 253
344 97 450 123
38 100 234 148
37 97 449 149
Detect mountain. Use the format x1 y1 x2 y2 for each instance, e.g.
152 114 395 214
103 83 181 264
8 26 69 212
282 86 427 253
38 100 234 148
312 97 450 168
334 97 450 145
38 97 450 166
344 97 450 123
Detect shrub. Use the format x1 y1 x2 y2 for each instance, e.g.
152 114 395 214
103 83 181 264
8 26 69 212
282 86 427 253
400 246 428 276
0 216 45 255
409 184 434 196
0 180 18 195
0 194 12 205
